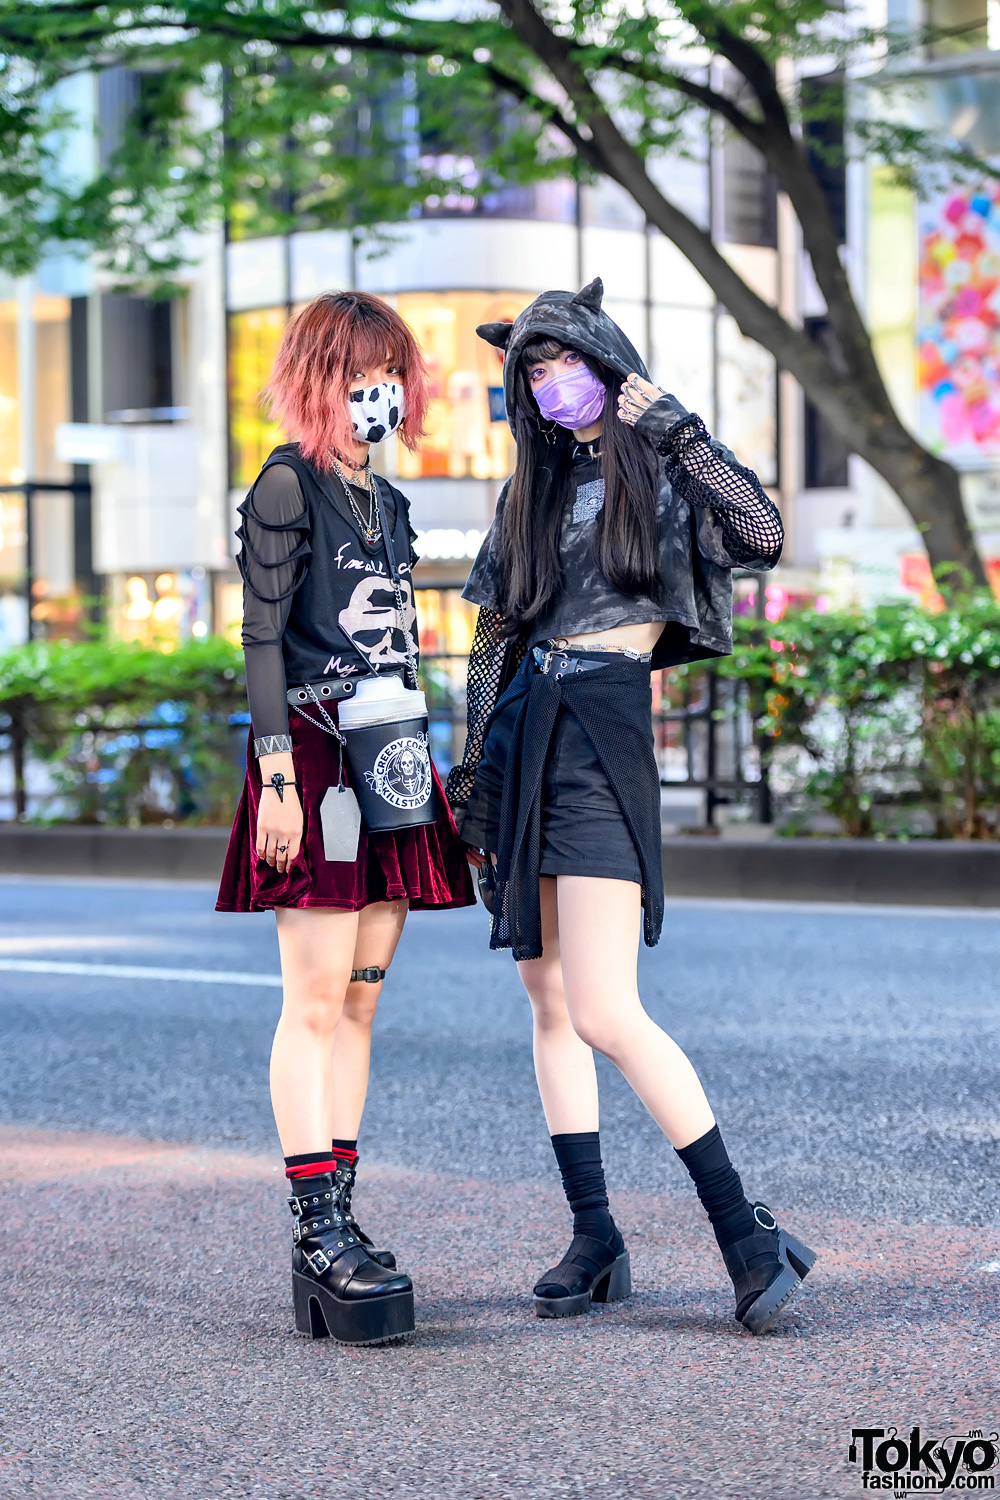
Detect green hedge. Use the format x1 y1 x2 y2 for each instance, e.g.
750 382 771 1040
719 593 1000 838
3 596 1000 834
0 638 247 825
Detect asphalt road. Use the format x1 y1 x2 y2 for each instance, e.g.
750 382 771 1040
1 876 998 1498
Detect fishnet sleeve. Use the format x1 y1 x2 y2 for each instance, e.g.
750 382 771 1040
444 607 526 813
636 396 783 570
662 413 783 569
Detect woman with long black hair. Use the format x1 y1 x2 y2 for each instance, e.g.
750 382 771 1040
447 278 815 1334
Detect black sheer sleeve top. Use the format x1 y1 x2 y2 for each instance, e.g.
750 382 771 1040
237 463 312 741
236 450 420 741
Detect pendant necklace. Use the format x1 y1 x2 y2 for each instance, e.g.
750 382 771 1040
330 453 381 545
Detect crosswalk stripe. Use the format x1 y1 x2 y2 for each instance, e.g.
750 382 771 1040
0 959 282 987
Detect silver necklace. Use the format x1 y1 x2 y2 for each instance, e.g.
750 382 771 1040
330 454 380 545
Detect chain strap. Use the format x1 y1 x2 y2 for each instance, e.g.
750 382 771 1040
390 571 420 691
370 478 419 692
293 684 348 785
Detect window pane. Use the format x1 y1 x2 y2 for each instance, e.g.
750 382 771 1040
229 308 288 488
717 314 777 485
803 317 850 487
0 299 19 483
396 291 534 480
35 295 71 482
800 75 847 247
650 306 714 423
722 136 777 248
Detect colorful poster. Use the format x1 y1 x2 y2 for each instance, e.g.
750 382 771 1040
918 181 1000 460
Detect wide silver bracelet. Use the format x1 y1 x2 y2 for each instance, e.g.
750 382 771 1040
254 734 293 758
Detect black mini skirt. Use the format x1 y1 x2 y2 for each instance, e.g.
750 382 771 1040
464 674 643 885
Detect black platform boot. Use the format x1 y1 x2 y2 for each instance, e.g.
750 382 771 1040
289 1173 414 1344
335 1158 396 1270
723 1202 816 1335
533 1222 632 1319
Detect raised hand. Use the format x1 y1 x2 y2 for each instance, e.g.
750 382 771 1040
617 372 665 426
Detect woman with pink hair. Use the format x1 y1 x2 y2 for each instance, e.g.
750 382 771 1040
217 291 474 1344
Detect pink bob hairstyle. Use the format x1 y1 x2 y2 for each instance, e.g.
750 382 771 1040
264 291 429 470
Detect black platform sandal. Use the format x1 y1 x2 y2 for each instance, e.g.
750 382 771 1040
335 1159 396 1270
533 1225 632 1319
289 1173 414 1344
723 1202 817 1336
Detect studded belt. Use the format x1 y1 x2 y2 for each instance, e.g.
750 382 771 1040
531 646 610 679
286 678 358 708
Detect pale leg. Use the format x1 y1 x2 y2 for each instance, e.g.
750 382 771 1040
330 898 409 1141
555 876 716 1149
270 900 407 1154
516 877 600 1134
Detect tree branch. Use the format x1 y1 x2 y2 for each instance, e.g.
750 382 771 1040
596 52 771 150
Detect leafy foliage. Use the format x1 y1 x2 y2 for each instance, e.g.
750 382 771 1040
0 0 992 277
4 608 1000 835
1 0 989 578
0 637 248 824
0 2 577 275
720 594 1000 838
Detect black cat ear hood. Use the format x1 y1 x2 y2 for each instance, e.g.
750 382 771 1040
476 277 650 426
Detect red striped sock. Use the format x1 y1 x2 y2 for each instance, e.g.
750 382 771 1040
330 1138 359 1169
284 1151 339 1180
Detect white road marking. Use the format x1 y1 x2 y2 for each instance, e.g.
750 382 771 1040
0 936 148 954
0 959 282 987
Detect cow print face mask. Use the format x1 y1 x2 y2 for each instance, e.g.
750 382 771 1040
348 382 405 444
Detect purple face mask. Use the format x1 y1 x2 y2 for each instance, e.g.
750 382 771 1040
533 363 607 429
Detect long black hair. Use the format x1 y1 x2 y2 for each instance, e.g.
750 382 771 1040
496 337 661 628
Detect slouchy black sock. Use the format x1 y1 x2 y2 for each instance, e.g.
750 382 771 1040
675 1124 756 1252
551 1131 616 1244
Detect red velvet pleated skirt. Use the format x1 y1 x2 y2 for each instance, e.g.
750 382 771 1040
216 709 476 913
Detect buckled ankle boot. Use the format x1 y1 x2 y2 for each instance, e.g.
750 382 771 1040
533 1221 632 1319
723 1203 817 1335
289 1173 414 1344
335 1159 396 1270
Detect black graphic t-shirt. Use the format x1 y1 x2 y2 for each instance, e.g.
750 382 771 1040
237 444 419 738
463 441 675 646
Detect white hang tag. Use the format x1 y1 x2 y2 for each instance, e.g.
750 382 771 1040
320 784 362 862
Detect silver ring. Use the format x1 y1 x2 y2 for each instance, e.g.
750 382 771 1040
277 844 288 854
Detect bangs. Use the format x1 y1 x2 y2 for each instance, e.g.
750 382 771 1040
520 337 567 371
341 301 413 380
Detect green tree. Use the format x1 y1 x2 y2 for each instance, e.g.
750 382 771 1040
0 0 991 580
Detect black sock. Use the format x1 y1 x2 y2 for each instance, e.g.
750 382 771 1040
551 1131 616 1244
675 1125 757 1252
283 1149 338 1182
330 1137 358 1168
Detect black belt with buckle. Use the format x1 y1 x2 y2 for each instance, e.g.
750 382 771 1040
532 646 610 680
286 678 358 707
